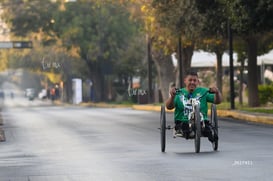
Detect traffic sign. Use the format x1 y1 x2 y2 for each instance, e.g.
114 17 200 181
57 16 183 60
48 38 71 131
13 41 33 48
0 41 33 49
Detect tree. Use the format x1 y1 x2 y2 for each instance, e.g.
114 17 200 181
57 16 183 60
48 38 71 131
152 0 204 85
0 0 59 37
139 1 177 101
58 1 141 101
195 0 228 93
114 35 147 100
1 0 143 102
134 0 207 101
225 0 273 107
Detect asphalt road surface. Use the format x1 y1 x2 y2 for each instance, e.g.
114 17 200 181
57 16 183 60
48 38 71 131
0 99 273 181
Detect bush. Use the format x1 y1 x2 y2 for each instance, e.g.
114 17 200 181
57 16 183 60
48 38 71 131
258 84 273 105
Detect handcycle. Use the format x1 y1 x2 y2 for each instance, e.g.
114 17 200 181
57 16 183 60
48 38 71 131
160 90 218 153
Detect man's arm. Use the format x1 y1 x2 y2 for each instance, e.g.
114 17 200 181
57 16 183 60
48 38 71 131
165 87 176 110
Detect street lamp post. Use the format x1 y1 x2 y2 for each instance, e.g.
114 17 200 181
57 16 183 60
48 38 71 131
147 36 153 103
228 20 235 109
178 36 183 88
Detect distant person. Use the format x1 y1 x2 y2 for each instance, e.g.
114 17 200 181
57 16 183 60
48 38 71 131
0 90 4 99
55 85 60 99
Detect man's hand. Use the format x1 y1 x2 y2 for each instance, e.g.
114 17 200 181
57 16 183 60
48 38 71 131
209 86 222 104
166 87 177 110
209 87 220 94
169 87 177 98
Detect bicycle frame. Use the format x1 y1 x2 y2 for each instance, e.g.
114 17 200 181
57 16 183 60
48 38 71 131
188 95 206 129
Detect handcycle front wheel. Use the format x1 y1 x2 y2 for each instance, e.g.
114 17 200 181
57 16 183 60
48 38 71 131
211 104 218 151
160 105 166 152
194 104 201 153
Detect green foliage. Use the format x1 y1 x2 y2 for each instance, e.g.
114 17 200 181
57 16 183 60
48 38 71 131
0 0 59 36
258 84 273 105
152 0 204 39
1 0 142 74
115 35 146 78
59 2 137 58
196 0 227 40
225 0 273 35
222 0 273 107
1 0 146 102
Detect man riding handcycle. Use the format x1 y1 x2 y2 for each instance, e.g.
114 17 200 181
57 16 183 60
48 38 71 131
161 70 222 153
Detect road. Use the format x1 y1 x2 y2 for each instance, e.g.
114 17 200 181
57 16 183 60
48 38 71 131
0 98 273 181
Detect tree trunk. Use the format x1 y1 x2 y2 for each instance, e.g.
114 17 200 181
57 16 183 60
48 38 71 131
246 36 260 107
90 71 103 102
62 60 72 103
176 45 194 87
83 58 104 102
182 45 194 82
64 77 72 103
215 51 223 93
153 50 176 102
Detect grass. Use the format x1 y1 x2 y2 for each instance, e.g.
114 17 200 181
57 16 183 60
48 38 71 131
148 101 273 114
239 107 273 114
214 102 273 114
87 100 273 115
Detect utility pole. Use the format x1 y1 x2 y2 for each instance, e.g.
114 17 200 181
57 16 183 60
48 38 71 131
228 21 235 109
147 36 153 103
178 36 183 88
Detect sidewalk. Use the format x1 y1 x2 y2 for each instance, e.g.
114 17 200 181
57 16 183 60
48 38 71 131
132 104 273 125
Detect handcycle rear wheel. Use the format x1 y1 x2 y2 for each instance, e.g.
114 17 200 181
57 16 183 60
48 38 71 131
160 105 166 152
194 105 201 153
211 104 218 151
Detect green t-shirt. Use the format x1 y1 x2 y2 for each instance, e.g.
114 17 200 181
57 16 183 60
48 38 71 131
174 87 215 122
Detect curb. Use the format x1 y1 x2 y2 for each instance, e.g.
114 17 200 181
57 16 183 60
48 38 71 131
132 105 273 125
80 102 132 108
217 110 273 125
